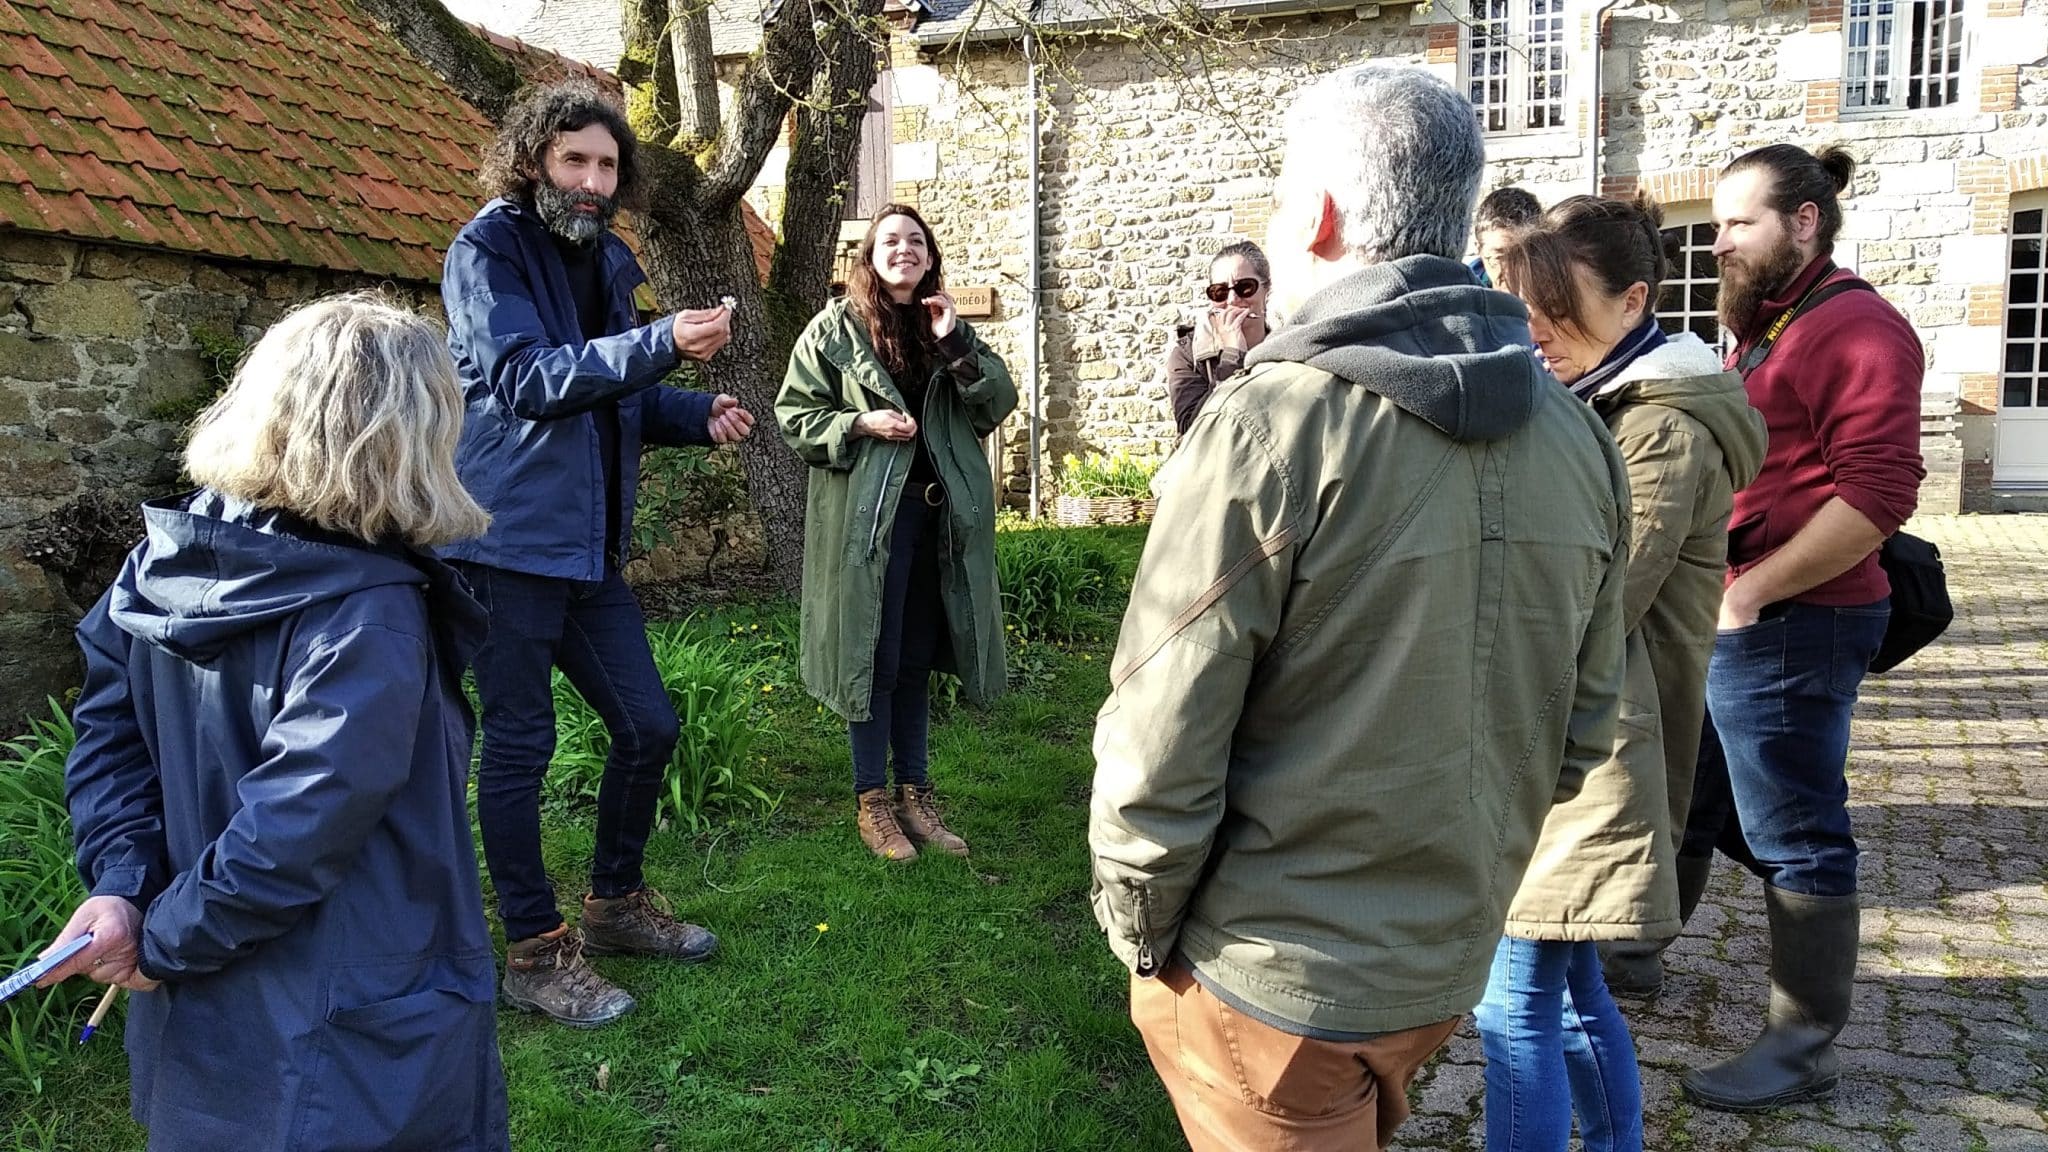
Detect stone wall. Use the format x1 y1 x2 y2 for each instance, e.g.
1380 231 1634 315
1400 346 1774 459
0 230 432 723
867 0 2048 508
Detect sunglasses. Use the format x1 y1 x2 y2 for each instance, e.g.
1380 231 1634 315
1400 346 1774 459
1204 278 1263 304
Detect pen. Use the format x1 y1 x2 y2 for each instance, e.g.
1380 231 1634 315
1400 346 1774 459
79 982 120 1044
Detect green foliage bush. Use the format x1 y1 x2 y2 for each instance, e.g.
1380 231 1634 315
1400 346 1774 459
546 620 782 834
994 527 1121 641
1056 451 1160 500
0 703 92 1099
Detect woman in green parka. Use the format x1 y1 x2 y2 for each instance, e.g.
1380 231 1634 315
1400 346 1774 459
776 204 1018 862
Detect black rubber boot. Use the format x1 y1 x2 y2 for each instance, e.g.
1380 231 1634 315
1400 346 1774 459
1682 885 1859 1112
1601 853 1714 998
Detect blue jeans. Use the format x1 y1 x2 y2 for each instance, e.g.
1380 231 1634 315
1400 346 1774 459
850 500 944 794
1682 599 1889 898
459 563 679 942
1475 938 1643 1152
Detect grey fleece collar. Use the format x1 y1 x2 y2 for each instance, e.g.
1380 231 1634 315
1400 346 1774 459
1247 256 1542 443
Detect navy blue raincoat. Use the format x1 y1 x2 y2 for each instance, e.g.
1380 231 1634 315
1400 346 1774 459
64 490 509 1152
439 197 718 580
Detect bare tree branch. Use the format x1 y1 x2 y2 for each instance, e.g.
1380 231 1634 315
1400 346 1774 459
355 0 523 118
672 0 723 148
701 0 827 205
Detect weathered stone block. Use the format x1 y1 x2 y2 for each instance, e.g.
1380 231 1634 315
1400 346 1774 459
193 266 250 297
0 331 83 383
47 412 116 444
0 384 30 425
23 279 146 339
0 434 79 499
81 247 193 286
129 348 211 421
0 234 78 270
83 340 140 367
149 290 241 344
0 607 82 723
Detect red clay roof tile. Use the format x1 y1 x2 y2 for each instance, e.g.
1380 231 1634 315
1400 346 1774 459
0 0 773 284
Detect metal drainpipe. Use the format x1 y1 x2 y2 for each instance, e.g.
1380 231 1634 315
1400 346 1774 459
1025 31 1044 518
1588 0 1622 196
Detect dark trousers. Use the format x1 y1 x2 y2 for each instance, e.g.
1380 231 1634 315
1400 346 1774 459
1681 599 1890 899
850 499 945 794
459 563 679 942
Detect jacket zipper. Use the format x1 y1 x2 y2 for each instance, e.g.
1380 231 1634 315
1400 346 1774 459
921 375 954 556
1133 883 1159 977
866 446 898 559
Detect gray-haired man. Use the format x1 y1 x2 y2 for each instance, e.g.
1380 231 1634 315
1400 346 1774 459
1088 64 1631 1151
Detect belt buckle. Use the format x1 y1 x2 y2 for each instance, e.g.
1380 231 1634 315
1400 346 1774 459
922 483 945 507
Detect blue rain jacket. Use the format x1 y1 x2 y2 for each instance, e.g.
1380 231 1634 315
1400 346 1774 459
65 490 509 1152
439 197 719 580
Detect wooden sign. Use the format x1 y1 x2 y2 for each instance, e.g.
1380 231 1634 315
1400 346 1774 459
953 285 996 318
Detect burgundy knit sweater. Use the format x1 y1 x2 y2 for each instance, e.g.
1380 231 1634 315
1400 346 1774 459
1723 257 1927 606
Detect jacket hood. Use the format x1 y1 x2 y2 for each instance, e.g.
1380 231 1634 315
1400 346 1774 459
110 491 482 666
1245 256 1542 442
1598 333 1768 490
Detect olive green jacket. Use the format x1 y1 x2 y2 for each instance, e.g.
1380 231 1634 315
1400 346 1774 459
1504 336 1768 944
1088 258 1632 1036
775 300 1018 722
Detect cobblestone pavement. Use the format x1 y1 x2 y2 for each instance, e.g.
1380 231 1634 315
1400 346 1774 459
1401 515 2048 1152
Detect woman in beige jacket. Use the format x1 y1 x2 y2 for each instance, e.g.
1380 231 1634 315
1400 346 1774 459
1480 195 1766 1152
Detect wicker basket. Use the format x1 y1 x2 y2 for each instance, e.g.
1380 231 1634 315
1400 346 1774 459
1054 495 1158 526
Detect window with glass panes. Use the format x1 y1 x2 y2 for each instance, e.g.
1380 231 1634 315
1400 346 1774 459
1658 219 1723 350
2005 207 2045 410
1464 0 1569 135
1843 0 1966 112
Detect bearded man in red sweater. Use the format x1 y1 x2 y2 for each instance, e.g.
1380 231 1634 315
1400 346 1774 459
1678 144 1925 1114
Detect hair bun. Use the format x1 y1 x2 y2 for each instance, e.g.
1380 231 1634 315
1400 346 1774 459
1816 146 1857 194
1627 190 1666 231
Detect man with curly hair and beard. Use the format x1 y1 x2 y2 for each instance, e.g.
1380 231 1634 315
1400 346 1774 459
441 80 755 1028
1676 143 1924 1112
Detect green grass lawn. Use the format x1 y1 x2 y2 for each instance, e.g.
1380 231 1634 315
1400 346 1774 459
7 526 1183 1152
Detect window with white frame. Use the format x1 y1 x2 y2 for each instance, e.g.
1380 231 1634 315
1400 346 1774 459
1658 215 1723 351
1843 0 1966 112
2005 206 2045 410
1463 0 1569 135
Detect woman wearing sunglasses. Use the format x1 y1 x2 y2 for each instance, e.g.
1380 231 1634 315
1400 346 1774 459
1165 241 1270 435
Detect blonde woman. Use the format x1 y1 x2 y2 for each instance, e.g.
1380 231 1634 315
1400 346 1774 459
36 294 509 1151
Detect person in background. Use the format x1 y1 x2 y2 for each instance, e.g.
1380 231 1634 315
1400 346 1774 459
1165 241 1271 435
1679 143 1923 1113
1471 185 1542 287
39 294 508 1152
1089 64 1630 1152
777 204 1018 862
1484 194 1766 1152
441 81 755 1028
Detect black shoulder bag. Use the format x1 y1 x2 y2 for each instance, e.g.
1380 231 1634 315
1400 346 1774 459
1735 269 1952 674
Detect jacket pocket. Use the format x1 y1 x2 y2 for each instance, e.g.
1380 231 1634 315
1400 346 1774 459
298 964 500 1152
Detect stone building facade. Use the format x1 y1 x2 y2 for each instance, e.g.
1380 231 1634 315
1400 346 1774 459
708 0 2048 512
0 234 429 712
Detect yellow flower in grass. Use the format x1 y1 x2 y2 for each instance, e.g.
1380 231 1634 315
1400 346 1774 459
816 922 829 933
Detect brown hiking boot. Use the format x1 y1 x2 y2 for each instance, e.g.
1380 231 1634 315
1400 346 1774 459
896 783 969 857
857 787 918 861
581 888 719 962
503 925 635 1028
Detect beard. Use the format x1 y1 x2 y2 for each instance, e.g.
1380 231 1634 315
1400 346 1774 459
534 183 617 245
1717 234 1807 339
